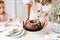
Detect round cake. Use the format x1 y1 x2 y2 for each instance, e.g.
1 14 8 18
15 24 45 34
23 20 43 31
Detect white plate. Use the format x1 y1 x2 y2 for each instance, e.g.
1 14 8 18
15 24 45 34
51 23 60 34
7 30 25 38
0 20 25 37
0 26 25 37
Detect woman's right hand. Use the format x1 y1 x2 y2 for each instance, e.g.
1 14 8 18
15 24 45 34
23 19 29 26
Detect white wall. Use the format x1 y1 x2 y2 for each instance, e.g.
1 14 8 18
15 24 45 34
4 0 25 18
15 0 25 18
5 0 16 18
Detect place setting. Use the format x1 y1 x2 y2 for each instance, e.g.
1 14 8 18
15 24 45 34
0 20 25 38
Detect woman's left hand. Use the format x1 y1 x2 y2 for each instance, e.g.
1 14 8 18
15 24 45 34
41 19 48 28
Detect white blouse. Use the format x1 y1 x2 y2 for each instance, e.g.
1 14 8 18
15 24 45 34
23 0 52 20
42 4 52 14
23 0 52 13
23 0 32 5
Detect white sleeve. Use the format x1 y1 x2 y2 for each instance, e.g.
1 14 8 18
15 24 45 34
23 0 32 5
42 4 52 13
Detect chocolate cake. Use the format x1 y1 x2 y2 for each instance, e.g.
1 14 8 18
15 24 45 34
23 20 43 31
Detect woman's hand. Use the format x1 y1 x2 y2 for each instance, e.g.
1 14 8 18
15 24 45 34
41 19 48 28
41 11 48 28
23 4 31 26
23 19 28 26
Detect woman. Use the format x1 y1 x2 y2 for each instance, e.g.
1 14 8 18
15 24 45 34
23 0 52 27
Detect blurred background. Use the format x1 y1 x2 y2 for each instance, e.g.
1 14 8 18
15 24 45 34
4 0 25 18
3 0 60 23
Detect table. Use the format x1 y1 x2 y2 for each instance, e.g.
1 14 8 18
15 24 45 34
0 22 60 40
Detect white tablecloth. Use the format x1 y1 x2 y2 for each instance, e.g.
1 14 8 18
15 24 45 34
0 22 60 40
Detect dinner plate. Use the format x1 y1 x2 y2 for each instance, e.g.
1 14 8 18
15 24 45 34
1 26 25 37
0 24 24 37
0 20 25 37
51 23 60 34
7 30 25 38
